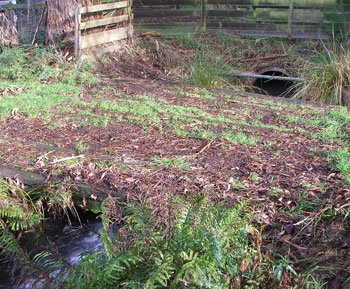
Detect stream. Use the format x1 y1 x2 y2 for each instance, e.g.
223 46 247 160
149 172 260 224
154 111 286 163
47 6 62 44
0 217 119 289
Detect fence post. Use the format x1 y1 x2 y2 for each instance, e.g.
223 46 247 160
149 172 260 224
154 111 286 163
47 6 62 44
287 0 294 38
200 0 207 32
27 0 31 42
127 0 134 43
74 4 81 58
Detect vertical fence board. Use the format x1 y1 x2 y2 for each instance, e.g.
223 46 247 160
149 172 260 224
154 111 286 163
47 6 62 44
288 0 294 38
201 0 207 32
74 4 81 58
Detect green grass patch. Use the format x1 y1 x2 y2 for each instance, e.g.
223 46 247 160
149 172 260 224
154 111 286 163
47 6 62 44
0 46 99 119
0 83 79 118
151 155 193 170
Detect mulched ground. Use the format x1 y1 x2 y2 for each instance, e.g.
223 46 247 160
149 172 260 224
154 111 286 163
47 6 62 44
1 51 350 288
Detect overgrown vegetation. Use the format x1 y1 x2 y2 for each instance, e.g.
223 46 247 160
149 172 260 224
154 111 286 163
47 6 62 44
324 0 350 47
65 196 262 288
0 180 264 288
296 44 350 106
0 179 77 287
137 32 310 90
189 53 228 87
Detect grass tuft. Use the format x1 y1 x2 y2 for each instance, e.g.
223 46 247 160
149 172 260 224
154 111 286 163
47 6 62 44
296 45 350 106
189 54 227 87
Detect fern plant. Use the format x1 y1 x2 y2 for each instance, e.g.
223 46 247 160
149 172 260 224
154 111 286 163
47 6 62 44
65 195 258 288
0 178 78 287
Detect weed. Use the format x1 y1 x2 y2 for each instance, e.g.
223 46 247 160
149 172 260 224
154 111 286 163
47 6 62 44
75 140 88 152
221 131 258 146
328 148 350 184
151 155 193 170
228 176 248 190
176 33 200 50
195 129 217 140
273 255 297 284
268 187 284 198
250 172 262 182
172 128 189 137
309 148 320 155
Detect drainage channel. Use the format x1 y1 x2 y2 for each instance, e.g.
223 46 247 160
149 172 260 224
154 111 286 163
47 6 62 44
222 67 304 98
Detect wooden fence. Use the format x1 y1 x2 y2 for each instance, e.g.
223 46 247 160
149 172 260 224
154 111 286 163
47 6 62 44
75 0 133 57
133 0 349 38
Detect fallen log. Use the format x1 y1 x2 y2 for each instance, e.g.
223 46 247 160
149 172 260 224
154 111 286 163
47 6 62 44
0 167 46 186
0 166 126 213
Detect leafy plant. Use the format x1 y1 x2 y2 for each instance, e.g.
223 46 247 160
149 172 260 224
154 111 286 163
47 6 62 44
65 195 258 288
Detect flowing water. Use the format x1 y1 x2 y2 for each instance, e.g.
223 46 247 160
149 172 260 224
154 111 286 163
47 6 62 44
0 218 119 288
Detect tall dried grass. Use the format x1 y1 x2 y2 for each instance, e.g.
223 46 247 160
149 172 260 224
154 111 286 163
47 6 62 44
45 0 101 44
296 45 350 107
0 10 18 45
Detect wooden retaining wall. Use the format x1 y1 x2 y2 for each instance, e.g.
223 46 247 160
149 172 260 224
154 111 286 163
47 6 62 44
133 0 349 38
75 0 133 57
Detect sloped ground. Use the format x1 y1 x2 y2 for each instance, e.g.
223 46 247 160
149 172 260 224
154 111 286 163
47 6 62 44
1 45 350 287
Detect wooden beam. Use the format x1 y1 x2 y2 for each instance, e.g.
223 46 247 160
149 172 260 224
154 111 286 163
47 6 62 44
221 72 304 82
133 0 337 9
80 15 128 30
74 4 81 58
134 9 200 18
201 0 207 32
80 1 128 14
0 166 127 213
0 167 46 186
288 0 294 38
80 26 128 49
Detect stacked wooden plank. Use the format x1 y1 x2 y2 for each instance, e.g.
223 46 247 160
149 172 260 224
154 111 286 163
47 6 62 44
75 0 133 56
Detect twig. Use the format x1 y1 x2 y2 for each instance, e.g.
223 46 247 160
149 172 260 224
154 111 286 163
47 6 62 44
196 141 213 155
31 0 47 45
51 155 85 164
